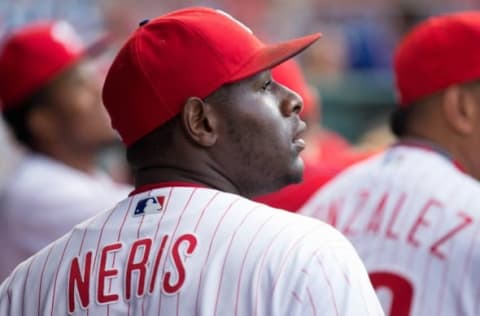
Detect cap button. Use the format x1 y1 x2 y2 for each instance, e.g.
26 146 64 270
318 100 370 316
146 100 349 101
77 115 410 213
139 19 149 27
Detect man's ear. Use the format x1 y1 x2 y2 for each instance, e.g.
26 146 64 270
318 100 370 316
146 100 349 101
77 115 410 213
181 97 219 146
442 85 478 135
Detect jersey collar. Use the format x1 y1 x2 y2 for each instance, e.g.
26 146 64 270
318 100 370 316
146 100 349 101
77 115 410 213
129 181 207 196
392 138 466 173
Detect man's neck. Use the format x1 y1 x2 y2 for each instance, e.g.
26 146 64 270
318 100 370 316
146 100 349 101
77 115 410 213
133 166 242 197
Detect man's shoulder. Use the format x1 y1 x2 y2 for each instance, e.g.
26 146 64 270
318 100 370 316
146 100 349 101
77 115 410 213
319 146 480 193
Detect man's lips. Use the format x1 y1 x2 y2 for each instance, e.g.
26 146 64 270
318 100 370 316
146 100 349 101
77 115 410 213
293 138 306 151
293 121 307 151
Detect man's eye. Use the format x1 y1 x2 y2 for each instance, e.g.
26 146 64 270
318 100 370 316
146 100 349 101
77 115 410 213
262 80 272 91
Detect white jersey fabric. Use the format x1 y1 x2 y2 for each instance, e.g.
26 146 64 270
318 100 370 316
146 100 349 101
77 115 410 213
0 184 383 315
300 143 480 316
0 154 130 282
0 121 20 190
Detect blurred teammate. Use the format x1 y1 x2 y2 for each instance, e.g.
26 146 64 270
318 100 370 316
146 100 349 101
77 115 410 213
0 8 383 315
300 12 480 315
0 21 130 281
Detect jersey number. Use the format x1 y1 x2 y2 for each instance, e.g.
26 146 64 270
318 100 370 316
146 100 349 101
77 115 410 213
369 271 414 316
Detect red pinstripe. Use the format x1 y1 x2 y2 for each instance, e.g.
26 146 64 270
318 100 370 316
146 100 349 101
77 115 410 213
92 209 118 269
234 211 278 316
194 197 241 314
5 267 17 309
327 249 356 310
193 191 221 233
74 218 92 316
252 221 294 316
315 254 339 316
118 198 135 241
158 188 198 316
213 205 260 316
470 228 480 315
418 201 447 316
137 215 146 239
107 198 134 316
136 190 152 240
37 245 55 316
169 189 198 242
271 227 320 294
21 257 35 316
435 229 459 316
77 225 89 256
307 287 317 316
142 187 174 314
321 247 352 287
22 257 35 315
50 234 75 315
304 248 351 315
176 293 181 316
173 189 218 314
292 291 302 303
153 188 174 241
461 224 480 315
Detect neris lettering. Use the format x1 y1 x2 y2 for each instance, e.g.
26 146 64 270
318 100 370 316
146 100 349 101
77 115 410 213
67 233 198 314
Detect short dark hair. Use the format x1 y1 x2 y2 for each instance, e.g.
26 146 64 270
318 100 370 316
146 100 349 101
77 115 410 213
462 79 480 99
2 88 49 150
389 106 411 137
390 80 480 137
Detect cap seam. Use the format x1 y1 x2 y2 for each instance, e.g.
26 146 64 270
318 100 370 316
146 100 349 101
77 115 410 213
168 18 232 80
132 27 172 117
176 16 271 84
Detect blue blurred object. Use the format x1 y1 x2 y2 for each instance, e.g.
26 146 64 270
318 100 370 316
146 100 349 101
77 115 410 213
0 0 103 42
344 20 395 70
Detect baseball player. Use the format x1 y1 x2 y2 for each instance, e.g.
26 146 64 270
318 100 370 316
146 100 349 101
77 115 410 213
0 21 131 282
300 12 480 316
0 7 383 315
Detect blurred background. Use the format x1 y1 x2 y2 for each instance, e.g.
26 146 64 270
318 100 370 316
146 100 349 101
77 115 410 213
0 0 478 179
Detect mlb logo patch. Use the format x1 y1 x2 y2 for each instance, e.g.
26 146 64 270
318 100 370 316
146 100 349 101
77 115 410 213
134 196 165 216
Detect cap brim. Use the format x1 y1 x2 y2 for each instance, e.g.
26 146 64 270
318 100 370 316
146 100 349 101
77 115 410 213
228 32 321 83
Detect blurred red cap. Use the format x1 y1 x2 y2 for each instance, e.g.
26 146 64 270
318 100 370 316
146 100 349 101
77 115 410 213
272 59 317 119
103 7 321 146
0 21 88 110
395 11 480 107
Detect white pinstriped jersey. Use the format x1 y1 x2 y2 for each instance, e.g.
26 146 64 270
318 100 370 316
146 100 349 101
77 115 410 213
299 144 480 316
0 184 383 315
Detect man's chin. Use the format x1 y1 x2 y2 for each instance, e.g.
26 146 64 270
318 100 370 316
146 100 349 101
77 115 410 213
244 158 305 198
288 157 305 184
271 160 305 191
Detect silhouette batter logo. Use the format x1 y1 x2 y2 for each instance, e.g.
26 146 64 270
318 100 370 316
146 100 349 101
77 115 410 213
134 196 166 216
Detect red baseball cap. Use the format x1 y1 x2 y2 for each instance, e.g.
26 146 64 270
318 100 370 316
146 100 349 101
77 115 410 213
272 59 318 119
103 7 321 146
0 21 93 110
395 11 480 107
